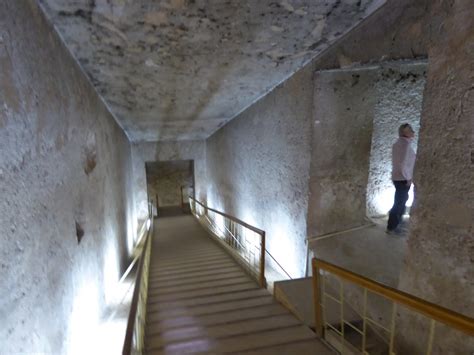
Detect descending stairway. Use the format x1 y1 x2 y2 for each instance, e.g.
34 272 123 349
144 215 333 354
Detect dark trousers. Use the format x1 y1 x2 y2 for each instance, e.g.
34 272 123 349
387 180 410 231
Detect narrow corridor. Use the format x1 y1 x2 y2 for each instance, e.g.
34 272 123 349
144 216 332 354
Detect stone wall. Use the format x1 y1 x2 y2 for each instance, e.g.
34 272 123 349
308 68 377 238
396 0 474 352
367 62 425 216
132 141 206 224
0 1 135 353
204 0 430 280
206 68 314 279
315 0 429 69
147 161 193 207
308 61 426 238
36 0 387 142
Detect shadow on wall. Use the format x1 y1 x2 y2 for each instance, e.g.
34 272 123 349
150 4 259 141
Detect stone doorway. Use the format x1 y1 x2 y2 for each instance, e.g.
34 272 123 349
145 160 195 217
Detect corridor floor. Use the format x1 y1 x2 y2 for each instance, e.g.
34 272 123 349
144 215 332 354
309 217 408 287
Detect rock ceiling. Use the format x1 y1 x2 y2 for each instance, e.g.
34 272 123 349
38 0 385 141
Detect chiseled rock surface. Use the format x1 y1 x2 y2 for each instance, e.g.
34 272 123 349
0 1 135 353
38 0 385 141
132 140 207 223
397 0 474 353
147 160 193 207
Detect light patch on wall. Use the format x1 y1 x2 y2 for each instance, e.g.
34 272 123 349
407 187 414 208
243 228 260 249
68 280 100 355
239 208 259 230
103 241 120 306
366 62 425 217
238 206 301 279
213 213 226 237
370 184 415 215
126 215 135 256
204 195 225 233
93 318 128 355
197 203 205 216
266 211 299 279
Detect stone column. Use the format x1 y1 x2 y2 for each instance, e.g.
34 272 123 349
397 1 474 352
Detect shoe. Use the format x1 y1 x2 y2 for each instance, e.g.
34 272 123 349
398 220 409 229
386 228 401 236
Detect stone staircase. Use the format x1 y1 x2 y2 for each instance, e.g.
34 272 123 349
144 215 333 354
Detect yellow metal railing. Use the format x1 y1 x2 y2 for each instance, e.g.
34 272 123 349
122 206 154 355
312 258 474 354
189 196 266 288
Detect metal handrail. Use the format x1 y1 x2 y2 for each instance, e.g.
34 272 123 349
189 196 265 235
189 196 294 283
265 249 293 280
312 258 474 353
122 206 154 355
211 215 246 251
189 196 266 288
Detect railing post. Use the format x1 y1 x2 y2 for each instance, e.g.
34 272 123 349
259 232 266 288
123 221 152 355
188 196 281 290
312 258 324 337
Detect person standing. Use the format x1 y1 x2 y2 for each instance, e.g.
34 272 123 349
387 123 416 234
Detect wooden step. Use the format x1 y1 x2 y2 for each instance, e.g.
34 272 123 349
147 288 270 313
148 275 252 296
149 260 238 277
211 325 317 353
146 313 301 350
148 281 259 302
148 265 242 283
147 325 316 354
144 216 332 355
148 270 245 289
150 256 232 275
151 248 218 258
146 303 289 334
151 255 231 271
149 281 258 303
152 251 226 264
147 294 274 321
238 339 335 354
153 247 217 254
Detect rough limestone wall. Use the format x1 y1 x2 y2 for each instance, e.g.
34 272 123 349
366 62 426 216
308 68 377 238
316 0 429 68
396 1 474 353
148 166 193 207
308 62 426 238
36 0 387 142
0 1 135 353
204 0 430 280
206 69 314 279
132 141 206 224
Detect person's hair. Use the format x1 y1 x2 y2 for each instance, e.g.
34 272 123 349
398 123 413 137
